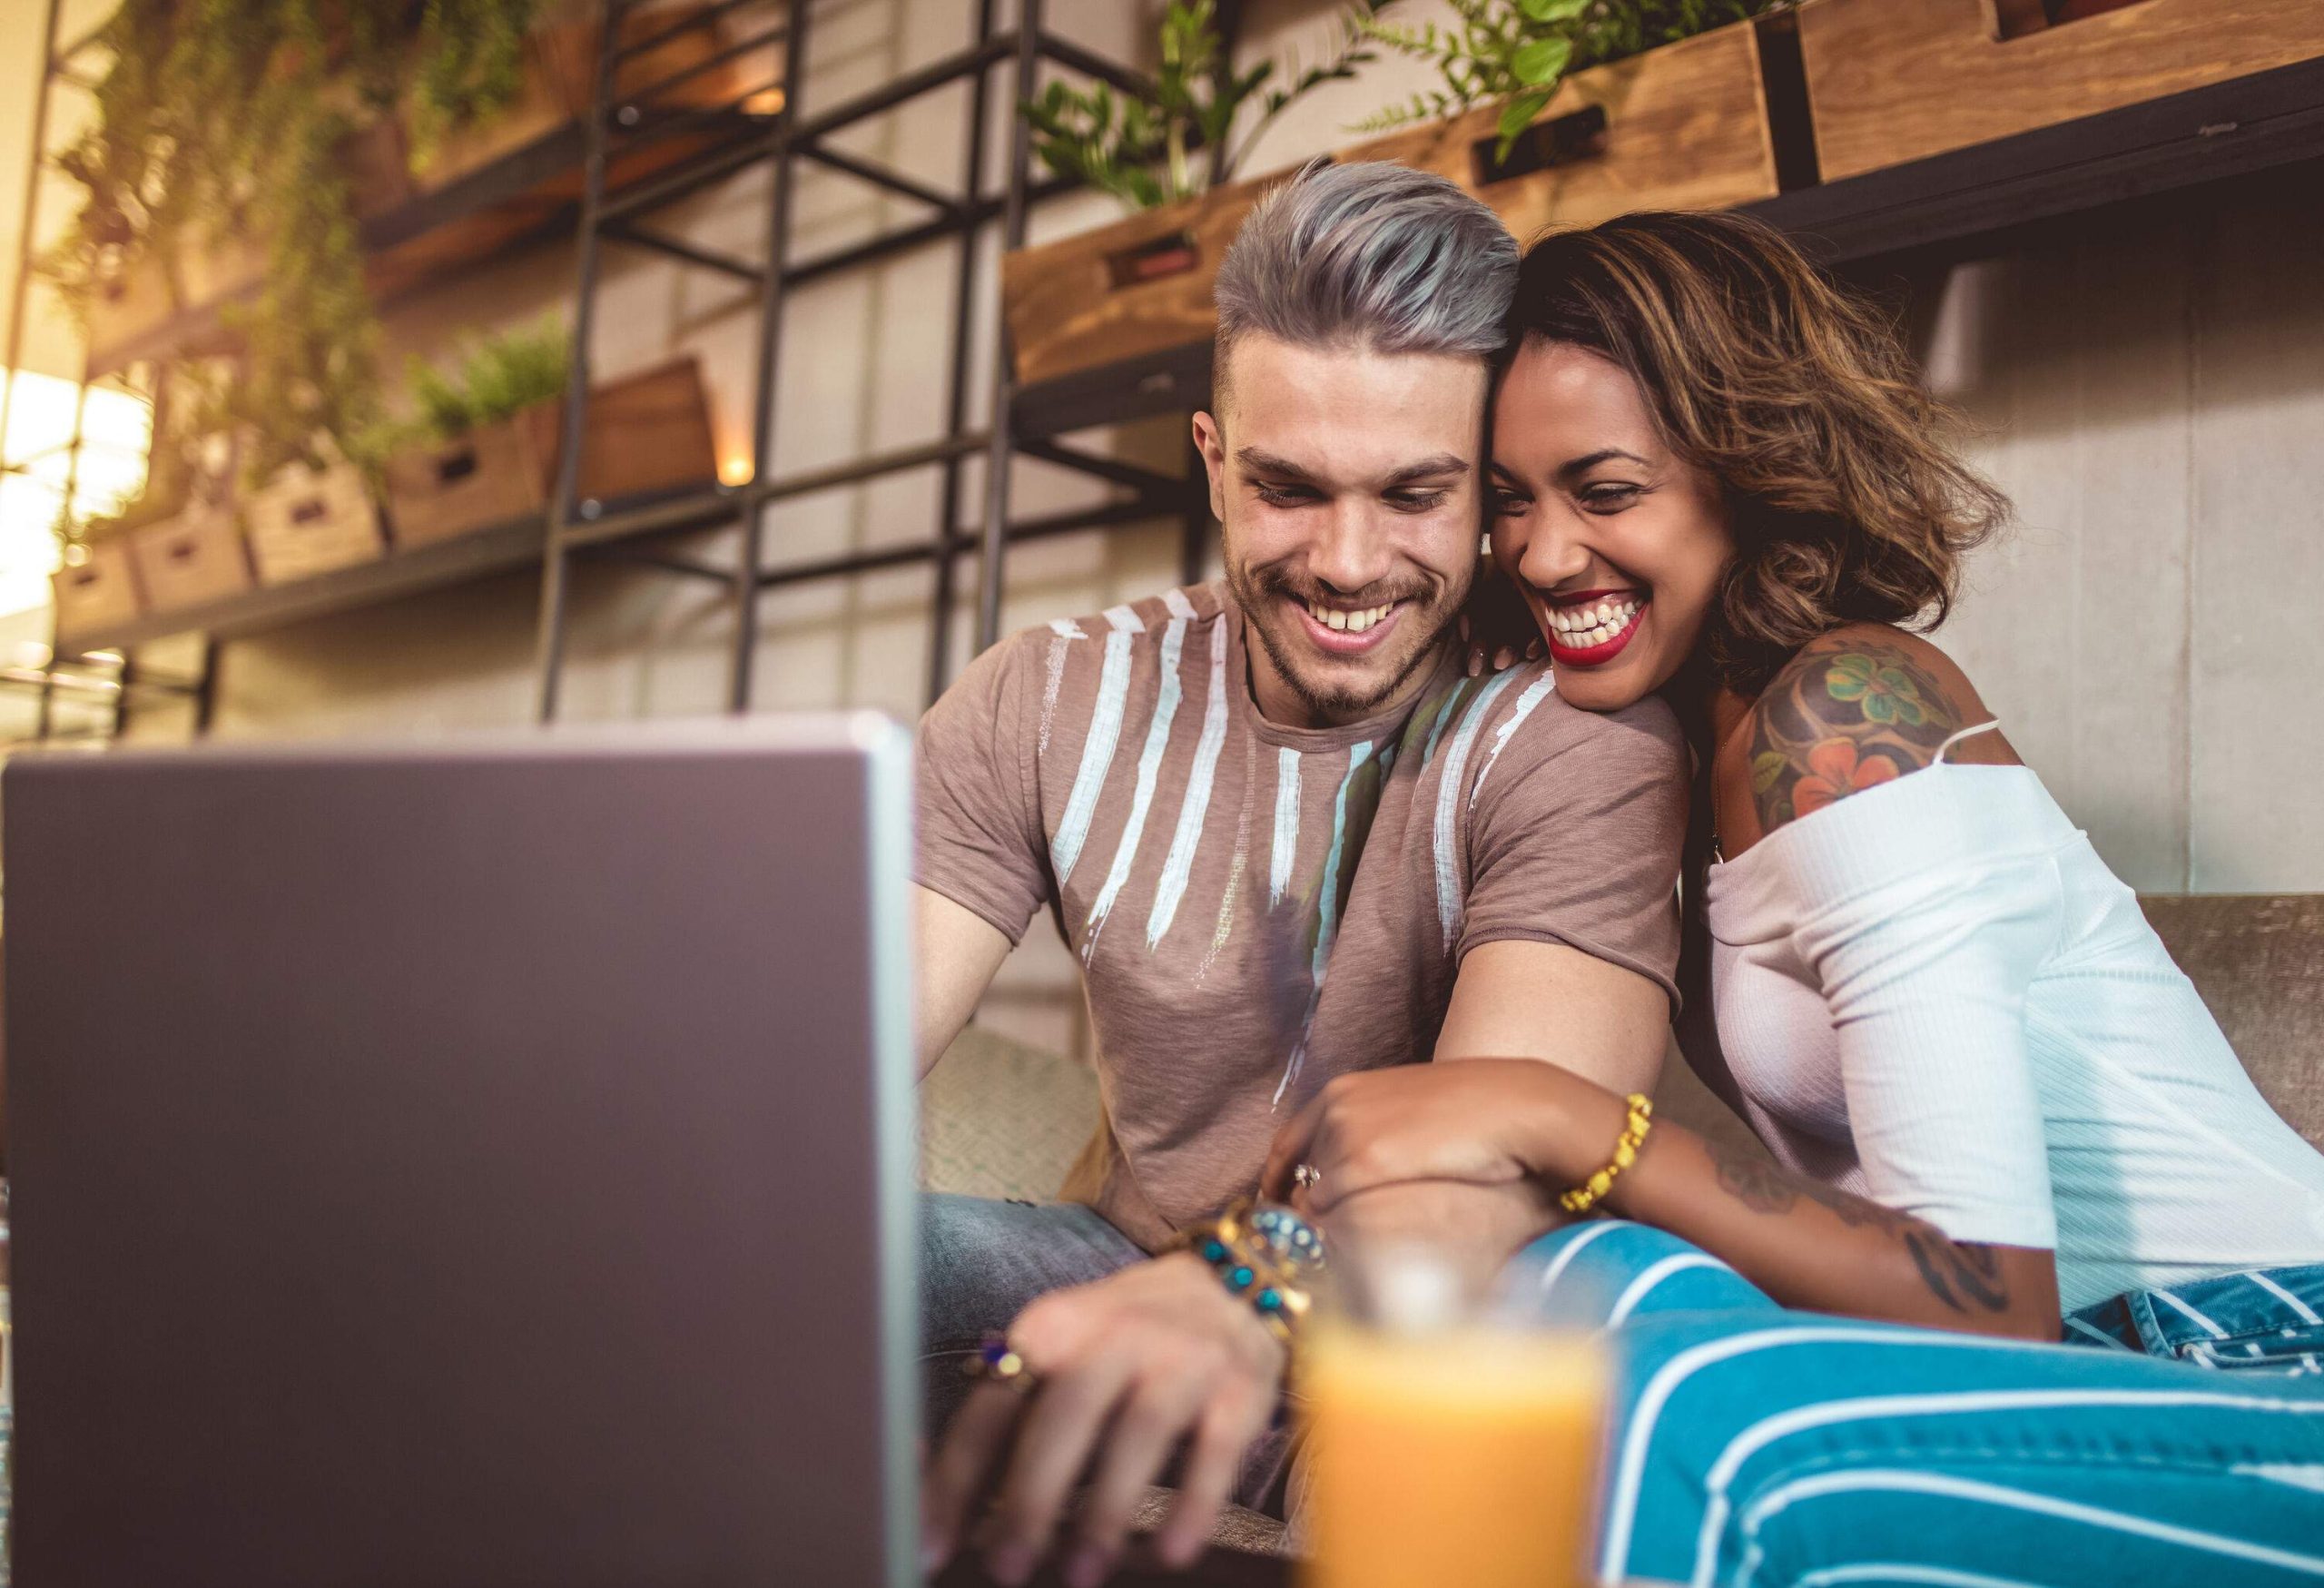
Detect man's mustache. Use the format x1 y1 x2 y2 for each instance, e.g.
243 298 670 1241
1249 569 1441 610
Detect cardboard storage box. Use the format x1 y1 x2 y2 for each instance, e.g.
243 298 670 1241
245 460 389 586
1797 0 2324 182
1000 21 1781 389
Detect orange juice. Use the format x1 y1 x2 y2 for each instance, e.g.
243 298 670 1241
1299 1324 1608 1588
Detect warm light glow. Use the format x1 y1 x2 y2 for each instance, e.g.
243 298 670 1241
1 370 155 618
743 87 785 117
719 454 754 486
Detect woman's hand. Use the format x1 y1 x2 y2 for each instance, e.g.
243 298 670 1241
1458 556 1546 676
1261 1060 1615 1214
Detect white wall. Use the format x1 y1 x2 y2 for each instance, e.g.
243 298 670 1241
103 0 2324 940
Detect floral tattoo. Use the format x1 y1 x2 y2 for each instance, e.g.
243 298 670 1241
1748 635 1963 832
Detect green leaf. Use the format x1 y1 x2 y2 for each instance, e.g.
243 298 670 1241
1519 0 1591 22
1495 86 1552 155
1512 36 1572 86
1751 751 1790 795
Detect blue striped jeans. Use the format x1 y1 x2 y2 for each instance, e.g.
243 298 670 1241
1512 1221 2324 1587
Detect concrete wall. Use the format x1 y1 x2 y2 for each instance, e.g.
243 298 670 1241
94 1 2324 1056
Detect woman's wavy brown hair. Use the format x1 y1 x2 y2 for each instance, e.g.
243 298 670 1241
1502 211 2009 693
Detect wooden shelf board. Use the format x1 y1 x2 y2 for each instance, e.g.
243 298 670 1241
1009 54 2324 430
62 516 549 656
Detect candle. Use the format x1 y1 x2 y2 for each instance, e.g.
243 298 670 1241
1299 1323 1609 1588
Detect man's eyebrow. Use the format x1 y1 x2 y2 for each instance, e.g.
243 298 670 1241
1236 447 1313 478
1382 453 1471 487
1557 448 1650 479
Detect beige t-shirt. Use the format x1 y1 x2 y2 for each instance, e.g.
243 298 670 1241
917 583 1686 1251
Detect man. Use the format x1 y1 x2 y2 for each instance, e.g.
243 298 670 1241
914 162 1687 1586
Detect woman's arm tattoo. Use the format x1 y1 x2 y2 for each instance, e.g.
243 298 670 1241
1706 1138 2011 1315
1748 635 1963 833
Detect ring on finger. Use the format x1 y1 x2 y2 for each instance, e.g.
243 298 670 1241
961 1331 1038 1393
1293 1162 1322 1191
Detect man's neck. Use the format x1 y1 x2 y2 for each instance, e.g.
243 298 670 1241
1244 628 1452 733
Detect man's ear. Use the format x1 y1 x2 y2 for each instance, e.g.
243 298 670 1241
1191 409 1228 524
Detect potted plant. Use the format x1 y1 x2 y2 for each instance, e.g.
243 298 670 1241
379 319 571 548
1001 0 1792 390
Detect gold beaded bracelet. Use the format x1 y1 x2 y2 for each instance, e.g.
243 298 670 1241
1559 1093 1655 1216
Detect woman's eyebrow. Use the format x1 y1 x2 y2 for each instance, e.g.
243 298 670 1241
1558 447 1650 480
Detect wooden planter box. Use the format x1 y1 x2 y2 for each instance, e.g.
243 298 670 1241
130 503 255 614
383 403 557 548
520 357 722 507
1000 20 1780 390
50 540 143 646
538 2 756 121
1797 0 2324 182
85 236 270 371
404 35 575 192
245 461 389 586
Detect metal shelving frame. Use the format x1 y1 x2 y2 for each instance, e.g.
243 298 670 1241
8 0 1200 735
533 0 1211 721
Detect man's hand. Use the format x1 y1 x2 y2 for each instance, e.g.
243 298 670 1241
921 1252 1284 1588
1311 1176 1567 1299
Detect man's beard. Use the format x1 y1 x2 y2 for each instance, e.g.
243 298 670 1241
1225 558 1459 723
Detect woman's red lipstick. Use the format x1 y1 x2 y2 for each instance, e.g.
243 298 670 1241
1542 588 1648 668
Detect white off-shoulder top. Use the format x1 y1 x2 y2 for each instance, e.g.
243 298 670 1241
1703 736 2324 1313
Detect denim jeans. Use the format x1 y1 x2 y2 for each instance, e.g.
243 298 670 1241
918 1191 1295 1514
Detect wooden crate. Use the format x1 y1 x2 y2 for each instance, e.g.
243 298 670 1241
383 404 557 548
1000 21 1779 390
1797 0 2324 182
130 503 254 614
538 2 755 119
516 358 720 506
405 34 574 192
245 461 388 586
85 236 269 371
50 540 143 646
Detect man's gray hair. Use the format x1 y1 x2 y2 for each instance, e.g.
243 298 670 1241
1213 160 1518 370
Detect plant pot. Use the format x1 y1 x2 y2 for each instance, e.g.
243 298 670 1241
1796 0 2324 182
383 404 558 548
129 502 255 615
1000 20 1782 390
516 357 721 508
50 541 144 647
84 235 271 372
402 34 575 194
244 460 389 586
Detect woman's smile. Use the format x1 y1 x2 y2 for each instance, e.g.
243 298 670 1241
1541 587 1649 667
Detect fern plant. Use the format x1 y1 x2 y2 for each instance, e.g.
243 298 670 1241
1354 0 1785 161
405 317 572 443
1022 0 1374 212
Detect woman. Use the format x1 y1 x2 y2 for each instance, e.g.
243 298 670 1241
1265 212 2324 1584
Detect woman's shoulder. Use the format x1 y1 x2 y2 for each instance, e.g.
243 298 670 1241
1718 623 2017 844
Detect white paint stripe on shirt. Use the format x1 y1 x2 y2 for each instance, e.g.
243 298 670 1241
1146 615 1229 950
1421 680 1467 767
1162 586 1199 620
1601 1325 2067 1580
2250 1270 2324 1326
2063 1315 2133 1350
1268 741 1376 1110
1607 1253 1734 1327
1267 747 1301 907
1735 1468 2324 1588
1691 1386 2324 1588
1533 1219 1627 1301
1049 605 1144 886
1038 634 1071 757
1431 669 1519 952
1048 617 1087 638
1470 667 1556 804
1083 610 1188 951
2151 1286 2230 1339
1793 1565 2046 1588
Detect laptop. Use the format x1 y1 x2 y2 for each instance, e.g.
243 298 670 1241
4 716 919 1587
